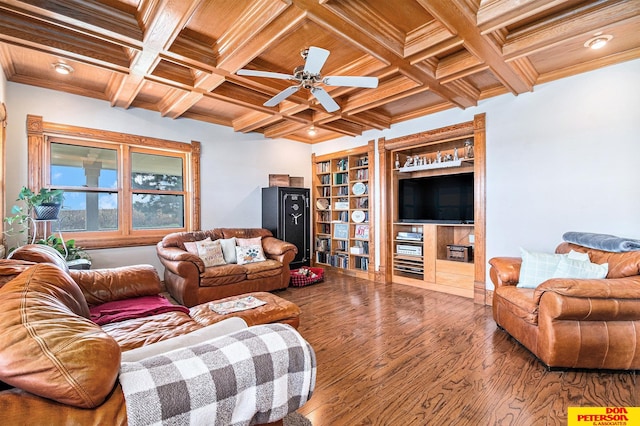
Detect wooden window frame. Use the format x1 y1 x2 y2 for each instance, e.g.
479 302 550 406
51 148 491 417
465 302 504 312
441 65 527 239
26 115 201 249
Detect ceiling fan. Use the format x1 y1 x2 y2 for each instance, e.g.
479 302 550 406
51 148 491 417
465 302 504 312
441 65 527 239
236 46 378 113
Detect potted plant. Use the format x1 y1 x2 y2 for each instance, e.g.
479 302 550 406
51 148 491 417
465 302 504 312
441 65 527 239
4 186 65 250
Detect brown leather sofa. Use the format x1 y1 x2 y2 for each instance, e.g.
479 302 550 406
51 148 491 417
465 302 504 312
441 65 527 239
156 228 297 307
490 242 640 370
0 245 312 425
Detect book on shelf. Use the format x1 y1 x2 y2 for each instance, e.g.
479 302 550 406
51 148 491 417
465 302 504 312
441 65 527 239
355 224 369 240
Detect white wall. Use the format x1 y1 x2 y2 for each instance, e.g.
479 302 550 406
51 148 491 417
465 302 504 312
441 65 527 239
5 84 312 270
5 59 640 286
313 58 640 288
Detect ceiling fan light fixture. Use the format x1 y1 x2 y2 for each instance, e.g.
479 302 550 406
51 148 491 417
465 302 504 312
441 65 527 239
308 126 317 136
53 62 74 75
584 34 612 50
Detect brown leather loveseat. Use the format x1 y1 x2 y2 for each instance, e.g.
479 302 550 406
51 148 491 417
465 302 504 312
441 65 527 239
490 242 640 370
157 228 297 307
0 245 314 425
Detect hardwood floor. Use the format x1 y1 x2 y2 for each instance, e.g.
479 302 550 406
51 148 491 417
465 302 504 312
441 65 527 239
278 271 639 425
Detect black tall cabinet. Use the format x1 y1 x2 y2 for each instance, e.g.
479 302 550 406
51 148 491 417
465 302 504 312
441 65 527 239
262 186 310 269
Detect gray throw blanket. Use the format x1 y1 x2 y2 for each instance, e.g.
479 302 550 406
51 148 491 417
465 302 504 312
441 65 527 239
119 323 316 426
563 232 640 252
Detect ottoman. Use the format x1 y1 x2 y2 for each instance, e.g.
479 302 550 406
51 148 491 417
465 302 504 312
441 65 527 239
189 291 301 329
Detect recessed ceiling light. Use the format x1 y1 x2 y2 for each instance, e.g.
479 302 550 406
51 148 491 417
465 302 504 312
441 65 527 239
52 62 74 75
584 34 613 50
308 126 317 136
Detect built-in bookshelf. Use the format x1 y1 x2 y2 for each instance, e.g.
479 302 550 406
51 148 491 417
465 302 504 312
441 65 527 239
311 142 374 279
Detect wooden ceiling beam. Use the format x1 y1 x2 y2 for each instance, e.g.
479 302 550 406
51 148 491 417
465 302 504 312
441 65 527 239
0 7 131 70
264 120 310 139
341 75 422 114
418 0 533 94
318 120 364 137
297 0 475 108
503 0 640 61
233 111 282 133
436 50 486 82
216 6 308 72
477 0 569 34
110 0 204 109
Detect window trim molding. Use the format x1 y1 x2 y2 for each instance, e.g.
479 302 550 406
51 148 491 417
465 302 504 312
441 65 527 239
26 114 201 249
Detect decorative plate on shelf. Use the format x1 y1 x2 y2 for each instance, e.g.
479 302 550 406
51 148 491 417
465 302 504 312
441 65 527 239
316 198 329 210
352 182 366 196
351 210 366 223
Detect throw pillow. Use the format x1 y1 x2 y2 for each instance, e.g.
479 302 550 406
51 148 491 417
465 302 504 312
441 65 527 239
517 248 564 289
552 257 609 279
237 236 262 247
235 244 267 265
184 237 211 254
567 250 590 262
196 239 226 267
219 237 237 264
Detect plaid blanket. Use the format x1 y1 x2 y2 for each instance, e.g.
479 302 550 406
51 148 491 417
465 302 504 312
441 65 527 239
119 324 316 426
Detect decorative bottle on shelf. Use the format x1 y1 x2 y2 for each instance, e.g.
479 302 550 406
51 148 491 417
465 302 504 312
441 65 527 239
465 139 474 158
395 154 400 169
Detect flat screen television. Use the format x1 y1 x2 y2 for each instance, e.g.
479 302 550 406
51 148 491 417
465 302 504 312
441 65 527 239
398 173 474 223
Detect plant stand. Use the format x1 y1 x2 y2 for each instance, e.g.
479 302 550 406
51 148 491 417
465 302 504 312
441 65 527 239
29 217 67 259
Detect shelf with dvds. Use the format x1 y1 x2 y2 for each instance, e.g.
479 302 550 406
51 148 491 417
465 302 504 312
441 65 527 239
311 141 374 279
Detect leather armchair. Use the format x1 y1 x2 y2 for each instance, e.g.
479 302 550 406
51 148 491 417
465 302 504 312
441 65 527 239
490 242 640 369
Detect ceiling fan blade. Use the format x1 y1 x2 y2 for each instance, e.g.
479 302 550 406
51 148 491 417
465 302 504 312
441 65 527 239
311 87 340 112
322 75 379 88
264 86 300 107
237 69 294 80
304 46 330 75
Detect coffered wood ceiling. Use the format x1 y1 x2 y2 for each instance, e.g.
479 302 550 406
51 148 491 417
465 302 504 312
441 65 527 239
0 1 638 143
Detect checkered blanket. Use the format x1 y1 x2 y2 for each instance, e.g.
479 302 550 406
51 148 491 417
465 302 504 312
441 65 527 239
119 324 316 426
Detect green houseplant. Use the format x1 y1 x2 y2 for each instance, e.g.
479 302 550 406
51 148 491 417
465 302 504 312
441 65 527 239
4 186 65 252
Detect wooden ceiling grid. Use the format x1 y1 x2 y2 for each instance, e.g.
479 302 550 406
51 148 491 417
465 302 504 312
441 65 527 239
0 0 637 143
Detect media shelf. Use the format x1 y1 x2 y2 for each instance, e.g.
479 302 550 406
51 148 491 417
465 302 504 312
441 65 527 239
311 142 374 279
392 222 474 298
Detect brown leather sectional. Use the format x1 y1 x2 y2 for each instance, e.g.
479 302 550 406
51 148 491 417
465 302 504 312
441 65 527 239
0 244 305 425
490 242 640 370
157 228 297 307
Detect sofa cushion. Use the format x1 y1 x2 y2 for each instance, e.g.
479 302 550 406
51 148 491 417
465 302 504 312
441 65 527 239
494 285 539 325
244 259 283 280
236 244 267 265
0 264 120 408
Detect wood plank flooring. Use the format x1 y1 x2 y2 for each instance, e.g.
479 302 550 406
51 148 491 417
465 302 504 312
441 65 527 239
278 271 639 425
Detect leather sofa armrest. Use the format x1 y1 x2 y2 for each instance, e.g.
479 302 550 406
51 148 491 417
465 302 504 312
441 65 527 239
68 265 164 306
536 277 640 322
534 276 640 303
156 243 205 274
488 257 522 287
262 236 298 265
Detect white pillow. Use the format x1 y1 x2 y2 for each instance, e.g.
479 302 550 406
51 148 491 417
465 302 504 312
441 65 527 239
552 257 608 280
235 244 266 265
196 239 226 267
567 250 590 262
517 248 563 289
219 237 237 264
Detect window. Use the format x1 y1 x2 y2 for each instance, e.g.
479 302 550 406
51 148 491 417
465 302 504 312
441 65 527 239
27 115 200 248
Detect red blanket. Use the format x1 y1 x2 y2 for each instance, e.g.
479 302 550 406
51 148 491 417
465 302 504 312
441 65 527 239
90 295 190 325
